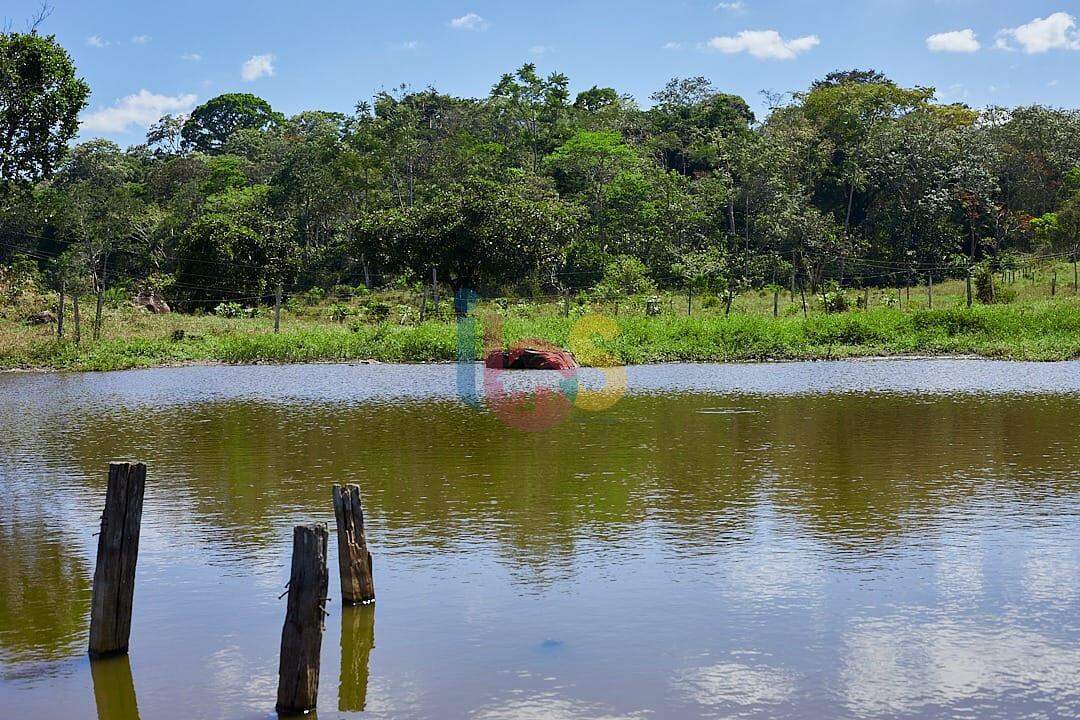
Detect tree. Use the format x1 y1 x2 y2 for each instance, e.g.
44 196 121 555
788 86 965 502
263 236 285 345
546 130 637 250
146 113 186 155
181 93 283 154
0 30 89 190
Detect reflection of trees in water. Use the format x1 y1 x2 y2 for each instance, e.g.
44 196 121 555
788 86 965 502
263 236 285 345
56 392 1080 567
0 507 90 667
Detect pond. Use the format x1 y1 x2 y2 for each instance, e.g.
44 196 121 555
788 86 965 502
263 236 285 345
1 360 1078 719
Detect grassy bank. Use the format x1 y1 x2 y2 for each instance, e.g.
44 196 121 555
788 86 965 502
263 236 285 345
3 293 1079 372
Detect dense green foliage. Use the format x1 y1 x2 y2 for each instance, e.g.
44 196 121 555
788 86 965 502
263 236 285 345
2 30 1080 318
0 30 88 189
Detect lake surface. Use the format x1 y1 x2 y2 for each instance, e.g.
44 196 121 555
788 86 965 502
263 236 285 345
1 360 1078 719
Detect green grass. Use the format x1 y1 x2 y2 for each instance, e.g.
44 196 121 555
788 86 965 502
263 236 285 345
3 298 1079 372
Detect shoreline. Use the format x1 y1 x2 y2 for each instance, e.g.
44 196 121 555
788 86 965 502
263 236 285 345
0 352 1055 376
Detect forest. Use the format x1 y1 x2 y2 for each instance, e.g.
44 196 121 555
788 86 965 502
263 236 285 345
2 28 1080 370
3 29 1080 307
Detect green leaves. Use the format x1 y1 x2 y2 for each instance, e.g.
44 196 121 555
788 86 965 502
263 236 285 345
0 31 89 189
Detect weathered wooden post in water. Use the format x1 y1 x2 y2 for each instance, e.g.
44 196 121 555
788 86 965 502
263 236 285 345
332 484 375 605
276 524 329 715
89 462 146 658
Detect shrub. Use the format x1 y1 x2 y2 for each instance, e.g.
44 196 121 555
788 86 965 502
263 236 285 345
214 302 244 318
822 284 850 313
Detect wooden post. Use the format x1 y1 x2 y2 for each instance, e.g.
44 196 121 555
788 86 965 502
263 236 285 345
432 267 439 313
687 286 692 316
73 294 82 345
89 462 147 658
928 274 933 309
274 283 282 334
1074 259 1078 293
93 257 108 342
276 524 329 715
1051 272 1057 297
57 280 65 338
864 286 870 311
800 283 808 317
338 604 375 713
563 290 570 318
772 289 779 317
332 485 375 605
966 271 973 308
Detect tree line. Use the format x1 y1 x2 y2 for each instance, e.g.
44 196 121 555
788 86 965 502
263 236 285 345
2 30 1080 311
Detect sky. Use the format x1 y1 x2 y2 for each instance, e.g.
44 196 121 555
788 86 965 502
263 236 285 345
6 0 1080 146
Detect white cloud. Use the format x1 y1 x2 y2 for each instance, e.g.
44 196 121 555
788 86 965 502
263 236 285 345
662 41 684 50
703 30 819 60
449 12 489 31
529 44 552 55
80 90 198 134
997 12 1080 53
391 40 419 50
241 54 275 81
86 35 109 48
131 35 151 44
927 29 980 53
715 1 746 10
181 53 202 61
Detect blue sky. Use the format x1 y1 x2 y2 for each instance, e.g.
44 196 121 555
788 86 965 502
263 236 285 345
7 1 1080 145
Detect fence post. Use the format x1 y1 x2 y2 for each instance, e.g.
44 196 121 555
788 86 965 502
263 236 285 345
332 485 375 605
432 268 439 313
1051 272 1057 297
864 286 870 311
57 280 65 338
73 294 81 345
687 286 692 316
563 290 570 318
773 289 779 317
274 283 282 334
928 274 933 309
966 271 973 308
276 524 329 715
89 462 147 658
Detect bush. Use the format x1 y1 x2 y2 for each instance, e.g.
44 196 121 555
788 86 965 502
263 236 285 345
974 266 995 304
302 287 326 306
0 256 40 304
822 285 850 313
214 302 244 318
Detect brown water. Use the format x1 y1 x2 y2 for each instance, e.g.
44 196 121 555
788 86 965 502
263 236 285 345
0 360 1078 719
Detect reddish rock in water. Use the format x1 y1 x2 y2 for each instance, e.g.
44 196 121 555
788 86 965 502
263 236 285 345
485 347 578 370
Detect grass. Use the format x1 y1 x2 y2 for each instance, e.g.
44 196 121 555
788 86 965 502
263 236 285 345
2 268 1079 372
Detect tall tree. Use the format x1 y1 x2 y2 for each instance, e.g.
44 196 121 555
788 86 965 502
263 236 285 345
0 29 89 190
181 93 283 154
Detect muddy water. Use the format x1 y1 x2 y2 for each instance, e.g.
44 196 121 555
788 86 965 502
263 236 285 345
0 360 1077 719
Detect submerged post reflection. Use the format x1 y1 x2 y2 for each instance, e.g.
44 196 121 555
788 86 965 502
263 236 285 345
91 654 140 720
338 604 375 712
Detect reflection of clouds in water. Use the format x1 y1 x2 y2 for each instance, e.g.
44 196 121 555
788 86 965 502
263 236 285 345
471 693 648 720
353 673 426 719
842 618 1080 716
721 504 823 602
1022 541 1078 609
673 661 797 707
935 536 984 605
205 644 277 718
725 548 823 601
